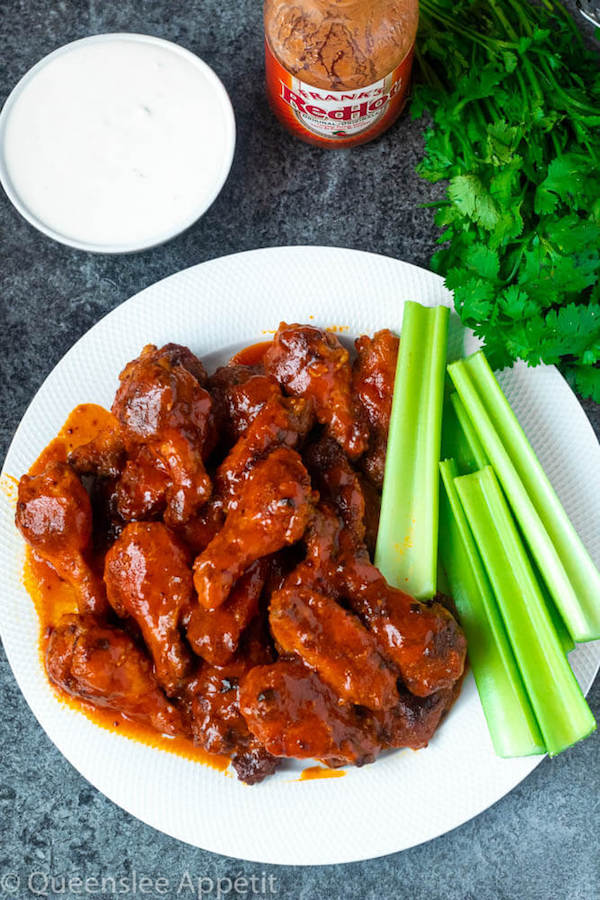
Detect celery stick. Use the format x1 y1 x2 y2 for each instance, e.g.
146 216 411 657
375 302 449 598
451 392 489 470
524 544 575 655
439 459 545 757
448 351 600 642
442 392 489 475
441 394 475 475
455 466 596 756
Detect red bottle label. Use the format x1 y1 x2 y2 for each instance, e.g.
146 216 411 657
265 38 414 147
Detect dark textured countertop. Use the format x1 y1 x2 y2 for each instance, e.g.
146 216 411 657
1 1 599 897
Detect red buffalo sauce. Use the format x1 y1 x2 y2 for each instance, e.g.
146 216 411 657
230 339 274 367
264 0 419 147
21 403 229 773
299 765 346 780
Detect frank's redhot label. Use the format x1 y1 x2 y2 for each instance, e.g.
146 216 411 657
265 39 414 148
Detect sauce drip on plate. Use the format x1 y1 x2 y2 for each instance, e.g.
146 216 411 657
22 402 229 773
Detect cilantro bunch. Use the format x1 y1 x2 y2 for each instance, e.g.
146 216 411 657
412 0 600 400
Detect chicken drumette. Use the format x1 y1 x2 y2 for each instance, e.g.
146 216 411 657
186 558 268 665
16 462 107 615
104 521 193 695
214 394 313 512
209 364 282 446
193 447 315 609
111 343 214 525
47 614 184 736
264 323 369 459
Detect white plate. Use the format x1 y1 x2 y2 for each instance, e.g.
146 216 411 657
1 247 599 865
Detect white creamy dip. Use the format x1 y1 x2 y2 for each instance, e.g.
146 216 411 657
1 35 235 251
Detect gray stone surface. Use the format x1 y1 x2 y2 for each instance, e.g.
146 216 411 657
0 1 599 897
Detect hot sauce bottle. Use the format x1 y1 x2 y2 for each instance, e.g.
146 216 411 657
264 0 419 148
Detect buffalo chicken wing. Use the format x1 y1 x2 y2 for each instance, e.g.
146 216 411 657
47 614 185 736
16 462 107 616
193 447 315 609
112 343 214 525
352 329 399 488
18 329 466 785
264 323 369 459
104 522 193 695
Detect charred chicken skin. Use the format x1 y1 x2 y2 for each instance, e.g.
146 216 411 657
352 329 399 488
183 622 279 784
264 323 369 460
16 462 107 616
18 330 466 785
104 521 194 696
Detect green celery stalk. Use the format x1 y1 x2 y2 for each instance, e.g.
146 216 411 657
450 392 489 470
375 301 449 598
448 351 600 642
533 555 576 655
439 459 545 757
441 394 474 475
455 466 596 756
441 391 489 475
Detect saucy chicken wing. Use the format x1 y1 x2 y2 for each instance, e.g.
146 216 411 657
184 624 279 784
270 585 399 711
112 343 214 525
194 448 315 609
214 394 313 512
104 521 193 695
186 559 268 665
68 411 126 479
340 557 467 697
47 614 184 736
303 435 367 545
239 658 381 765
16 462 107 615
264 323 368 459
209 364 282 445
352 329 399 488
301 504 466 697
113 446 169 521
